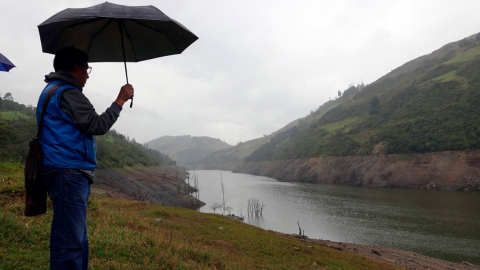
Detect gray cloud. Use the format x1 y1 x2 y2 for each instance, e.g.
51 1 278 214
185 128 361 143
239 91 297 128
2 0 480 145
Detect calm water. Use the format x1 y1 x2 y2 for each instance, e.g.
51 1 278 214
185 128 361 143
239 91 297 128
190 170 480 264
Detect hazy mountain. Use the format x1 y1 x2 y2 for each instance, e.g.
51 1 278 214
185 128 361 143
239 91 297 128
146 135 232 165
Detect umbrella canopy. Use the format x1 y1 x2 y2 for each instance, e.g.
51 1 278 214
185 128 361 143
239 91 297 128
38 2 198 107
0 53 16 72
38 2 198 63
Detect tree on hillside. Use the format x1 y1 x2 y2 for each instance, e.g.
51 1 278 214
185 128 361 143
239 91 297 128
459 38 471 48
338 90 342 97
0 122 15 145
25 105 36 118
371 96 380 107
3 93 13 102
369 96 380 115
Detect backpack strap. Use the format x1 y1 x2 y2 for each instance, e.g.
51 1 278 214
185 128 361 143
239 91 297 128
36 84 65 138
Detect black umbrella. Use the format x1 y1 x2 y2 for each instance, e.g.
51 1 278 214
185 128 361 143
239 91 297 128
38 1 198 107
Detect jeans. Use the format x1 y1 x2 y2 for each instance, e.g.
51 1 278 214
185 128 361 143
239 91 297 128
43 166 91 270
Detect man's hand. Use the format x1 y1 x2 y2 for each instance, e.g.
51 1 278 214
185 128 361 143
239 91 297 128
115 84 134 107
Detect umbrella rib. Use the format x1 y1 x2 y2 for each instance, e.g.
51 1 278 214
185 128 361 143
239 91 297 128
87 19 113 56
44 18 105 51
121 20 139 62
130 19 182 53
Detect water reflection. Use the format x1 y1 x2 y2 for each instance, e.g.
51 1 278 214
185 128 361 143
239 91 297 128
246 215 264 228
192 170 480 264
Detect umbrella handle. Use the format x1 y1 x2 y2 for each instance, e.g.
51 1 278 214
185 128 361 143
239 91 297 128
119 20 133 109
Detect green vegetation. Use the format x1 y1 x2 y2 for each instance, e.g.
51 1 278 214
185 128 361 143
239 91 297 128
96 130 175 168
445 43 480 64
323 117 360 132
0 98 37 161
246 32 480 161
1 160 397 269
0 95 174 168
0 111 29 120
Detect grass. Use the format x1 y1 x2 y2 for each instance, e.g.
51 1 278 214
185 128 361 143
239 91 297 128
445 46 480 64
0 160 399 270
105 135 115 143
434 70 458 82
0 111 29 120
323 117 360 132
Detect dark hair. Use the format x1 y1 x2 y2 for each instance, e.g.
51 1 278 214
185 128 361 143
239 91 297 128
53 47 89 72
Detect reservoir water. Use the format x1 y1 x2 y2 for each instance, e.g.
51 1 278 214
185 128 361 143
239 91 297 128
190 170 480 264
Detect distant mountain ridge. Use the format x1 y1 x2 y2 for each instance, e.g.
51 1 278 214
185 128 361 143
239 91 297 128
146 135 232 165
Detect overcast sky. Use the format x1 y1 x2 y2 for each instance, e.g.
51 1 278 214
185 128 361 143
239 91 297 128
2 0 480 145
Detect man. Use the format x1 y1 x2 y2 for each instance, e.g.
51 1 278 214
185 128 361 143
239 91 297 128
37 46 134 270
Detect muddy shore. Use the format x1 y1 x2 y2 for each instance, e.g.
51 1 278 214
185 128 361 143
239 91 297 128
280 232 480 270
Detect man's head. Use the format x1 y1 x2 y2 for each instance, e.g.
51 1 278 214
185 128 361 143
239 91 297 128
53 47 90 87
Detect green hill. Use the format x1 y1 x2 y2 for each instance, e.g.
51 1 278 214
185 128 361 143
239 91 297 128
0 95 174 168
243 32 480 161
146 135 232 165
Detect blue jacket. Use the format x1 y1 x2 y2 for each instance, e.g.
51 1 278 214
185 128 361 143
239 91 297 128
37 80 97 170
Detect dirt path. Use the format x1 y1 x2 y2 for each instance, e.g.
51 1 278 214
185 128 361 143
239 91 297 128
281 233 480 270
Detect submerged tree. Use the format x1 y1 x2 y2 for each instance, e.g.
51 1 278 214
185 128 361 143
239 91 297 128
247 198 264 217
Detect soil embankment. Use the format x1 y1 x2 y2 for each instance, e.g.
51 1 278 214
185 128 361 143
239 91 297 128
92 166 205 209
196 150 480 191
281 233 480 270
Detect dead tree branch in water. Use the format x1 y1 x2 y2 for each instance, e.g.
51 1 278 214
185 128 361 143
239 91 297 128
210 203 222 214
134 186 150 201
220 172 226 214
247 198 264 217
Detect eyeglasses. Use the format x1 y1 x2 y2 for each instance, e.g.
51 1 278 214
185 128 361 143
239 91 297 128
86 66 92 74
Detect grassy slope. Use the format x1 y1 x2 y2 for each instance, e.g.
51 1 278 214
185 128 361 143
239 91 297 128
96 130 171 168
246 32 480 161
0 112 29 120
0 160 397 270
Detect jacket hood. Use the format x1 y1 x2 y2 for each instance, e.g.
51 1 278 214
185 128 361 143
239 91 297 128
44 70 83 91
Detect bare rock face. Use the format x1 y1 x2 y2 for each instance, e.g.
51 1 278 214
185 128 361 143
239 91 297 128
196 150 480 191
371 142 387 156
94 166 205 209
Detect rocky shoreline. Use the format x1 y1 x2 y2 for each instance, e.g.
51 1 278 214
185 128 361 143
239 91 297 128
92 166 205 209
195 150 480 191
